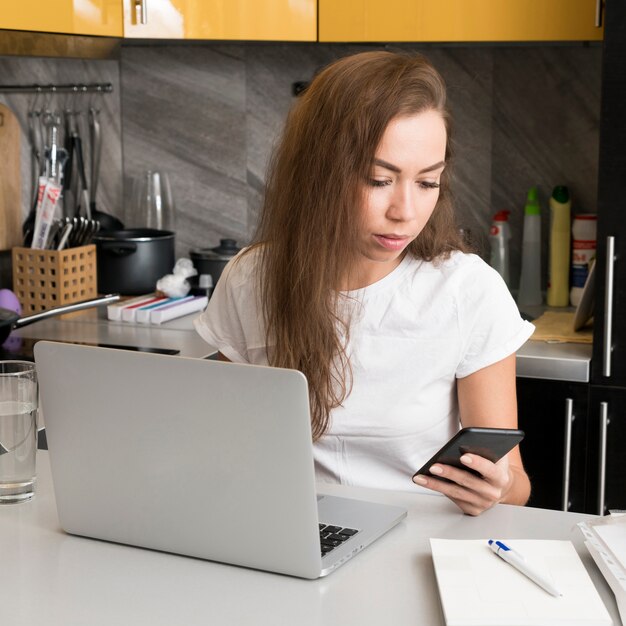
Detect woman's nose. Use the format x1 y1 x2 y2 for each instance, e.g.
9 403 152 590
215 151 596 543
387 183 416 222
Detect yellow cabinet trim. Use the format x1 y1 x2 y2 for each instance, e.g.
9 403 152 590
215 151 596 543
123 0 317 41
0 1 123 37
319 0 604 43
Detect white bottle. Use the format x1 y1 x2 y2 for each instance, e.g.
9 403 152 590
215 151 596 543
570 214 597 306
517 187 542 307
489 210 511 286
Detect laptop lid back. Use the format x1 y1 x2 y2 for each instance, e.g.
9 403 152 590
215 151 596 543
34 341 323 578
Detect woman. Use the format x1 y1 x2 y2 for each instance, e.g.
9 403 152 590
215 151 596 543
195 50 535 515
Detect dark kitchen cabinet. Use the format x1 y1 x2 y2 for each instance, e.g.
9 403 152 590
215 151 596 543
592 0 626 387
518 0 626 516
517 378 589 513
517 377 626 515
586 386 626 515
587 0 626 515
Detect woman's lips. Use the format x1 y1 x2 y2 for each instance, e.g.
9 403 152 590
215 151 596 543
373 234 411 251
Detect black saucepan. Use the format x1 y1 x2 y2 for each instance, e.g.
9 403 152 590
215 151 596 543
0 294 120 346
94 229 175 295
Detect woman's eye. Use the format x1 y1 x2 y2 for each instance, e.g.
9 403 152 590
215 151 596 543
419 181 441 190
368 179 391 187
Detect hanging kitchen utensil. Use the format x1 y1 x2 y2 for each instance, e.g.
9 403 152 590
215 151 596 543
23 112 63 246
43 112 62 182
72 133 91 219
0 103 22 250
88 107 101 215
23 91 55 244
86 107 124 231
27 108 44 210
61 108 77 218
0 293 120 346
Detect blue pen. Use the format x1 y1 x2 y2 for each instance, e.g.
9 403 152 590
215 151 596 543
488 539 562 597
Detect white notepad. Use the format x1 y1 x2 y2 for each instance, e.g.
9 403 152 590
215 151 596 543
430 539 613 626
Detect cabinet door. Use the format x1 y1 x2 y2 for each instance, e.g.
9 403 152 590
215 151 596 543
123 0 316 40
592 0 626 386
516 378 589 512
0 0 123 37
587 386 626 515
319 0 603 42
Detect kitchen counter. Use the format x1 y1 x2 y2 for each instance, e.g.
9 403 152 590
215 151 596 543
6 306 592 382
517 340 591 383
7 308 215 360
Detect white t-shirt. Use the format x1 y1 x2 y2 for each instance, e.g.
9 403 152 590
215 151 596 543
194 249 535 493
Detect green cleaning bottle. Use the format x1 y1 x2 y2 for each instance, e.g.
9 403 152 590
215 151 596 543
517 187 542 307
547 186 572 307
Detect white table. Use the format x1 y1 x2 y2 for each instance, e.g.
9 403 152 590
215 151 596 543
0 453 620 626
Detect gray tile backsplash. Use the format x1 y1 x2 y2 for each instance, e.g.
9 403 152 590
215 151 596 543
1 42 601 292
491 46 601 290
0 55 123 230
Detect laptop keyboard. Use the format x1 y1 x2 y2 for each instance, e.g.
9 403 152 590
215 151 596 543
319 524 360 557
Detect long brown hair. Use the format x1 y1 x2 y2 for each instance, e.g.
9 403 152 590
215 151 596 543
246 51 465 439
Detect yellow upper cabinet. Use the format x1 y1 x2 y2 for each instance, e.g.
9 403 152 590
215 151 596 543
123 0 316 40
319 0 604 42
0 1 123 37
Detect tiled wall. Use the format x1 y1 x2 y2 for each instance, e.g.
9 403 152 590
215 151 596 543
1 42 601 292
120 42 602 290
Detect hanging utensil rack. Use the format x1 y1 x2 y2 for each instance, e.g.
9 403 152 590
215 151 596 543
0 83 113 94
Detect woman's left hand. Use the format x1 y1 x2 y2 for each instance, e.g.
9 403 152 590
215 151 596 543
413 453 513 516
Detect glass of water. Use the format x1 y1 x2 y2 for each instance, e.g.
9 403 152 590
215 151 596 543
0 361 38 504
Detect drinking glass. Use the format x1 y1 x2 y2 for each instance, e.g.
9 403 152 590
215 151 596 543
132 170 176 232
0 361 38 504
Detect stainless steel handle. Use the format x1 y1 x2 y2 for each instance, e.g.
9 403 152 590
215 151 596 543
595 0 603 27
603 236 615 377
13 294 120 328
598 402 609 516
562 398 574 512
134 0 148 25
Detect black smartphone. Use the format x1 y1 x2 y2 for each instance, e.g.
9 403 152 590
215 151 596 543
413 427 525 480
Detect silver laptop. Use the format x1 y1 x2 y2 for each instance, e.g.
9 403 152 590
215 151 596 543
34 341 407 579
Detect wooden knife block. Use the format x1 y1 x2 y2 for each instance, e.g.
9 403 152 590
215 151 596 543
12 245 97 314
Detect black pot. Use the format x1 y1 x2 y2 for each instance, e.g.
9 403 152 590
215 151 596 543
94 229 175 295
189 238 241 287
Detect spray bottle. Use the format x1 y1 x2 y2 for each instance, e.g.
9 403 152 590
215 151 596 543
517 187 542 307
489 210 511 287
547 185 572 307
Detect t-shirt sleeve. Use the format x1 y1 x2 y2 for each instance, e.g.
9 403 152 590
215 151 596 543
193 255 255 364
455 258 535 378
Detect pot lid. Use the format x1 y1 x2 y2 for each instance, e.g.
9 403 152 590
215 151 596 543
190 238 241 261
94 228 175 242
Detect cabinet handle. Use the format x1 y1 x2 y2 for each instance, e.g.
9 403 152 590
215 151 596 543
595 0 604 28
134 0 148 25
598 401 609 515
562 398 574 512
602 236 616 377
